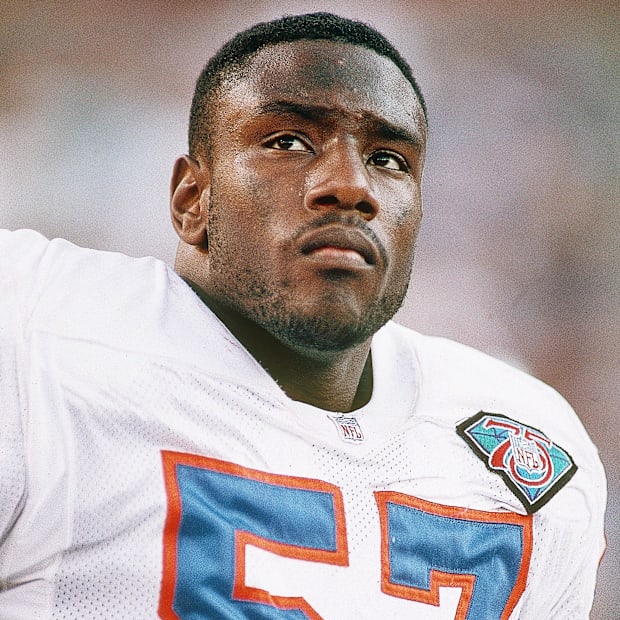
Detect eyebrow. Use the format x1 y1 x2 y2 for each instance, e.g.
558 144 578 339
255 100 424 150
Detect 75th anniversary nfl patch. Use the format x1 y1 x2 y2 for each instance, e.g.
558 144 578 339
457 411 577 513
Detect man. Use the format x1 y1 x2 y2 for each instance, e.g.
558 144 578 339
0 12 605 619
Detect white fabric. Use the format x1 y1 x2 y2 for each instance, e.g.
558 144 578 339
0 230 606 619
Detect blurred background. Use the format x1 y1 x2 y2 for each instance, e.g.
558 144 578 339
1 0 617 616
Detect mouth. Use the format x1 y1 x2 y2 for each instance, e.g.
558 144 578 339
299 225 380 267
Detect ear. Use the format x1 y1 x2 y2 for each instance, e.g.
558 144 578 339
170 155 209 247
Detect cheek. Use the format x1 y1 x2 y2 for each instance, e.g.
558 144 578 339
207 175 285 276
395 185 423 227
385 205 422 279
375 174 422 224
385 193 423 249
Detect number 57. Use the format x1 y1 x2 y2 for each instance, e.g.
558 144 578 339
159 451 531 619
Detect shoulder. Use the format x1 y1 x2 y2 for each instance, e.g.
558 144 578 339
0 229 171 326
381 321 606 510
383 321 584 425
0 228 165 282
0 230 191 364
0 229 267 385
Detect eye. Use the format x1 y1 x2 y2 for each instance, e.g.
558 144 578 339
264 134 312 152
368 150 409 172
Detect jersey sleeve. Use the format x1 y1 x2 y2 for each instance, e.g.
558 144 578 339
0 229 51 580
550 455 606 618
518 398 607 618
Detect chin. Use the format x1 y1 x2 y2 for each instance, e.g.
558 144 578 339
228 275 409 354
279 317 373 353
266 295 403 354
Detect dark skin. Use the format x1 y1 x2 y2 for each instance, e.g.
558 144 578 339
171 40 426 412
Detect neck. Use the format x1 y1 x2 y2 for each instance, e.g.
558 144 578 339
186 280 373 412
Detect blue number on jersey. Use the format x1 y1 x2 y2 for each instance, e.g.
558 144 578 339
375 491 531 619
160 451 348 619
160 452 531 619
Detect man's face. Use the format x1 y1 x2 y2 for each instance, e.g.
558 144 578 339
196 40 426 352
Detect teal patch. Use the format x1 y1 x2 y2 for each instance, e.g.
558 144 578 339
457 411 577 513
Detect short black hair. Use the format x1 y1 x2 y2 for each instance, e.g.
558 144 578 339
188 12 426 158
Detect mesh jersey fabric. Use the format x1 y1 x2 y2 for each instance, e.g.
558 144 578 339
0 229 606 619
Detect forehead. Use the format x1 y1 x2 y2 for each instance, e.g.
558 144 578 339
214 40 426 140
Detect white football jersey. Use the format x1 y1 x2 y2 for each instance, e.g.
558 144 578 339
0 230 606 619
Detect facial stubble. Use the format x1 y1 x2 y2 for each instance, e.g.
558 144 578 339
205 200 414 354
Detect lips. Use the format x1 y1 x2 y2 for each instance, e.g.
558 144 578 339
299 225 380 266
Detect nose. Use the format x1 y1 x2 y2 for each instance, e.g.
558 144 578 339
303 143 379 220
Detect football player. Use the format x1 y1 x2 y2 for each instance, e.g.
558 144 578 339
0 12 605 619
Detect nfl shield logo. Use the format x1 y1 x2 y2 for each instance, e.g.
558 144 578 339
328 414 365 443
457 411 577 513
509 433 543 474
